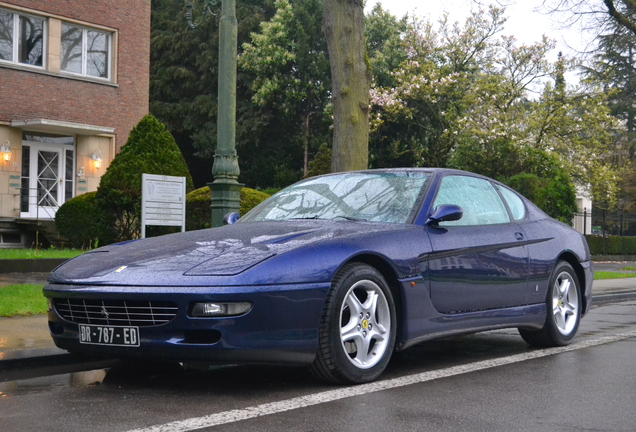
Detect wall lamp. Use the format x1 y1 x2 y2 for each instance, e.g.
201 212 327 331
1 140 11 162
91 149 102 169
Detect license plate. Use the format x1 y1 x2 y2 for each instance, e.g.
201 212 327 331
78 324 140 347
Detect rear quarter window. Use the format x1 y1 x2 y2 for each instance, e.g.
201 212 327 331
495 185 526 221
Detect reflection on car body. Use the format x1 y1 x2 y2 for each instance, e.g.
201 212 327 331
44 168 592 384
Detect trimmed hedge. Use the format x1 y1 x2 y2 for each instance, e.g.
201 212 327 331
585 235 636 256
55 192 99 249
186 186 270 231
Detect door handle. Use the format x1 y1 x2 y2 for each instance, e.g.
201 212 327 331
515 232 524 241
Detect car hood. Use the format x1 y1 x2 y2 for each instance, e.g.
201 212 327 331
49 220 409 286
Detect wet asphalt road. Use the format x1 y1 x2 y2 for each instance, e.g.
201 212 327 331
1 300 636 432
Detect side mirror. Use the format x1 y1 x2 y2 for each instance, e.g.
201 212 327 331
223 212 240 225
426 204 463 226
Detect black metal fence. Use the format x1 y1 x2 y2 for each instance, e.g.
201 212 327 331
576 209 636 237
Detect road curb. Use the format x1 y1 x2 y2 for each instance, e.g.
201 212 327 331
0 258 68 274
0 351 116 377
592 255 636 262
592 292 636 307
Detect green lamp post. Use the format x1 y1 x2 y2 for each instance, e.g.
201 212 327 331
186 0 242 227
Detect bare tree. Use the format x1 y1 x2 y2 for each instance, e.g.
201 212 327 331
542 0 636 37
598 0 636 35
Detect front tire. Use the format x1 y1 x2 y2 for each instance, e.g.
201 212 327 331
519 260 581 347
310 263 397 384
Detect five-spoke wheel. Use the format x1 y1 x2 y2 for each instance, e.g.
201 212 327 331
339 279 392 370
519 260 581 347
551 268 579 336
310 263 396 384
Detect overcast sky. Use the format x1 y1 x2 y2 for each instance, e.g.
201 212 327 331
364 0 596 62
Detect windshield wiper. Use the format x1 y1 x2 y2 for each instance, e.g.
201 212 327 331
333 216 366 221
289 216 323 220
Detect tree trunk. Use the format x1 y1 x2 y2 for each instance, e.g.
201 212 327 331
303 112 310 176
322 0 370 172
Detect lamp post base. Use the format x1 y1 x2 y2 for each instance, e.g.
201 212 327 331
208 180 243 228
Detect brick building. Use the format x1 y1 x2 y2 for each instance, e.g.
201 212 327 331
0 0 150 247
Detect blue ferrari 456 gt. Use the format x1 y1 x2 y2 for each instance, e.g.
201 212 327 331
44 168 592 384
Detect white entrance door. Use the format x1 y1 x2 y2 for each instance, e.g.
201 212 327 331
20 143 73 219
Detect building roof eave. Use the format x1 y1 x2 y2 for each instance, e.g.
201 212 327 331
10 119 115 136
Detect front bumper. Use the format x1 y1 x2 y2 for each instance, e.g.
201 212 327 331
581 259 594 315
44 282 330 365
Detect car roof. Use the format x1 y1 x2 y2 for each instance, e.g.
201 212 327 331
312 167 489 179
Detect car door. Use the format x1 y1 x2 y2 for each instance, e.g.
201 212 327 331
425 174 529 313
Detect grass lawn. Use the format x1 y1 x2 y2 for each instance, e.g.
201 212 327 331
0 249 84 259
594 271 636 280
0 284 47 317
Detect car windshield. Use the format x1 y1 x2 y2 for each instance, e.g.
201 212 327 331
240 172 429 224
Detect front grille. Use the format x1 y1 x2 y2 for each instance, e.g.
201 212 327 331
54 299 178 327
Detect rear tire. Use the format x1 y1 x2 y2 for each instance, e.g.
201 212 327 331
310 263 396 384
519 261 581 347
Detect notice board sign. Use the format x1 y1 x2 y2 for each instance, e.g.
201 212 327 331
141 174 186 238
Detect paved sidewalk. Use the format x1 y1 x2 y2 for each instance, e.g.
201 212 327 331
0 272 49 287
0 273 67 370
1 265 636 372
0 315 67 363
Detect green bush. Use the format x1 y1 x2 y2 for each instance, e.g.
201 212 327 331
186 186 270 231
448 137 577 223
55 192 98 249
186 187 214 231
586 235 636 256
240 187 270 216
305 143 332 178
504 172 577 223
95 114 194 244
260 187 282 196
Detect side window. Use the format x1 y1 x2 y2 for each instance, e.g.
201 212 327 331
433 175 510 226
0 9 45 67
495 185 526 221
61 23 111 79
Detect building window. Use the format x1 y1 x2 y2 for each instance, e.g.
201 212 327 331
61 23 110 79
0 9 45 67
20 144 30 213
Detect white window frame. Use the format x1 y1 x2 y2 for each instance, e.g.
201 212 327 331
60 22 111 81
0 8 46 69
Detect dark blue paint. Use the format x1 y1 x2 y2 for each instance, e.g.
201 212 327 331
44 168 592 366
426 223 529 312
